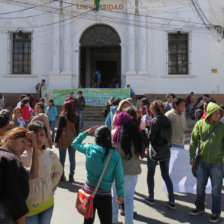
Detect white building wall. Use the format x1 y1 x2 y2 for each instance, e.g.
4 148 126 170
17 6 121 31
0 0 224 95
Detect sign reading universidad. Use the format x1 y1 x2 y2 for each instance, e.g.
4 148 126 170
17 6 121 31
43 88 130 106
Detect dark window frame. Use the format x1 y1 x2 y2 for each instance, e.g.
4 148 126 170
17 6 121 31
168 33 189 75
12 32 31 74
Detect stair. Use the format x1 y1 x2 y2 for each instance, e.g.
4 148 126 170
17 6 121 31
56 105 105 121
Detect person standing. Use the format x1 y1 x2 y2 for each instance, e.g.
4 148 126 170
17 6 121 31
21 121 62 224
186 92 194 116
112 111 142 224
164 93 174 113
127 84 135 97
145 100 175 209
39 79 47 99
45 99 57 141
0 127 39 224
189 102 224 223
55 101 79 183
65 91 75 108
93 70 101 88
30 103 52 148
75 91 85 130
72 126 124 224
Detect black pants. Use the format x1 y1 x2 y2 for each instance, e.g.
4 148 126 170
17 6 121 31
84 195 112 224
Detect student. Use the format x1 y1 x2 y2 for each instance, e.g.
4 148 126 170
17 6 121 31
12 107 26 127
145 100 175 209
30 103 52 148
0 127 39 224
55 101 79 183
74 91 85 129
189 102 224 223
72 125 124 224
112 112 142 224
45 99 57 141
0 114 10 136
21 98 33 126
21 121 62 224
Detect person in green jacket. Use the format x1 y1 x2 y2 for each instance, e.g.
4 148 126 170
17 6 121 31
189 102 224 223
72 125 124 224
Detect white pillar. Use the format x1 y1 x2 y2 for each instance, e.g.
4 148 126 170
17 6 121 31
62 18 72 74
138 13 147 74
51 1 60 74
127 13 136 74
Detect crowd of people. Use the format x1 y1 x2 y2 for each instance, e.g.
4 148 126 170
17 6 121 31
0 90 224 224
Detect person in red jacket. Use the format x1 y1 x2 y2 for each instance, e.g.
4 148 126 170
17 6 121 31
65 91 75 109
21 98 33 126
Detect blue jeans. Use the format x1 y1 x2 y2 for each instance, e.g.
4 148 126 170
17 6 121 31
195 160 223 216
49 120 56 141
94 81 100 88
26 206 54 224
147 156 174 203
59 146 76 177
112 175 138 224
77 110 84 129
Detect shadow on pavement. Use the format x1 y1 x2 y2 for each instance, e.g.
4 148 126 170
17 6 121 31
58 181 83 193
134 214 168 224
134 191 218 224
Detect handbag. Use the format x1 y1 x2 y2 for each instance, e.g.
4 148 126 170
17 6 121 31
76 152 113 219
58 117 77 148
192 122 222 177
150 144 170 161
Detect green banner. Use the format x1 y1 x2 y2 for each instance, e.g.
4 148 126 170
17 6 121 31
42 88 130 106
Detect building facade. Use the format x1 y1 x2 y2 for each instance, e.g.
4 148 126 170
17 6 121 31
0 0 224 95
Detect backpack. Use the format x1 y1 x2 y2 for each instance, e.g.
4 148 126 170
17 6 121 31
58 117 77 148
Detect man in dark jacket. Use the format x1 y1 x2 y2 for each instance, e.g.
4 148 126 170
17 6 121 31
74 91 85 129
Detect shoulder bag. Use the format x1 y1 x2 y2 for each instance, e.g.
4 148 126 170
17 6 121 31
76 152 112 219
192 122 222 177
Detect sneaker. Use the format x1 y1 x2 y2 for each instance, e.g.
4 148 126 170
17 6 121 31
189 208 204 216
69 176 75 183
144 196 155 205
165 202 176 210
209 214 220 223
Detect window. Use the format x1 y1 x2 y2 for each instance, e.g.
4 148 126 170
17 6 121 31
168 33 188 75
12 32 31 74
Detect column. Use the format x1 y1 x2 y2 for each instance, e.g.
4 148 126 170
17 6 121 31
127 12 136 74
51 1 60 74
62 18 72 74
138 13 147 74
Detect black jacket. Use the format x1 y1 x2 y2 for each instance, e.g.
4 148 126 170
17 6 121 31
74 96 85 111
0 148 29 220
147 114 171 146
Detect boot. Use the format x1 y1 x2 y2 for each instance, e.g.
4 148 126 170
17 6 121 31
69 175 75 183
60 173 66 182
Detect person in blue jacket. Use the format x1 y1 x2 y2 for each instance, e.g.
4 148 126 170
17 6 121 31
72 125 124 224
46 99 57 141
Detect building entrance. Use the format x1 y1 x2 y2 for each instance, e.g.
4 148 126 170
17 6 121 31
80 24 121 88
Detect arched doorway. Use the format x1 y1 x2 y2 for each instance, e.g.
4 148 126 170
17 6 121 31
80 24 121 88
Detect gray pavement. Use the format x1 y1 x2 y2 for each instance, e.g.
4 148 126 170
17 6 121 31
51 121 224 224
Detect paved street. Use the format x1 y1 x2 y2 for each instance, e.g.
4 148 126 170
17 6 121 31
51 121 224 224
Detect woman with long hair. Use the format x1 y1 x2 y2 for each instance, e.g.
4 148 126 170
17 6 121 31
72 125 124 224
21 121 62 224
112 111 142 224
145 100 175 209
55 101 79 182
30 103 52 148
0 127 39 224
